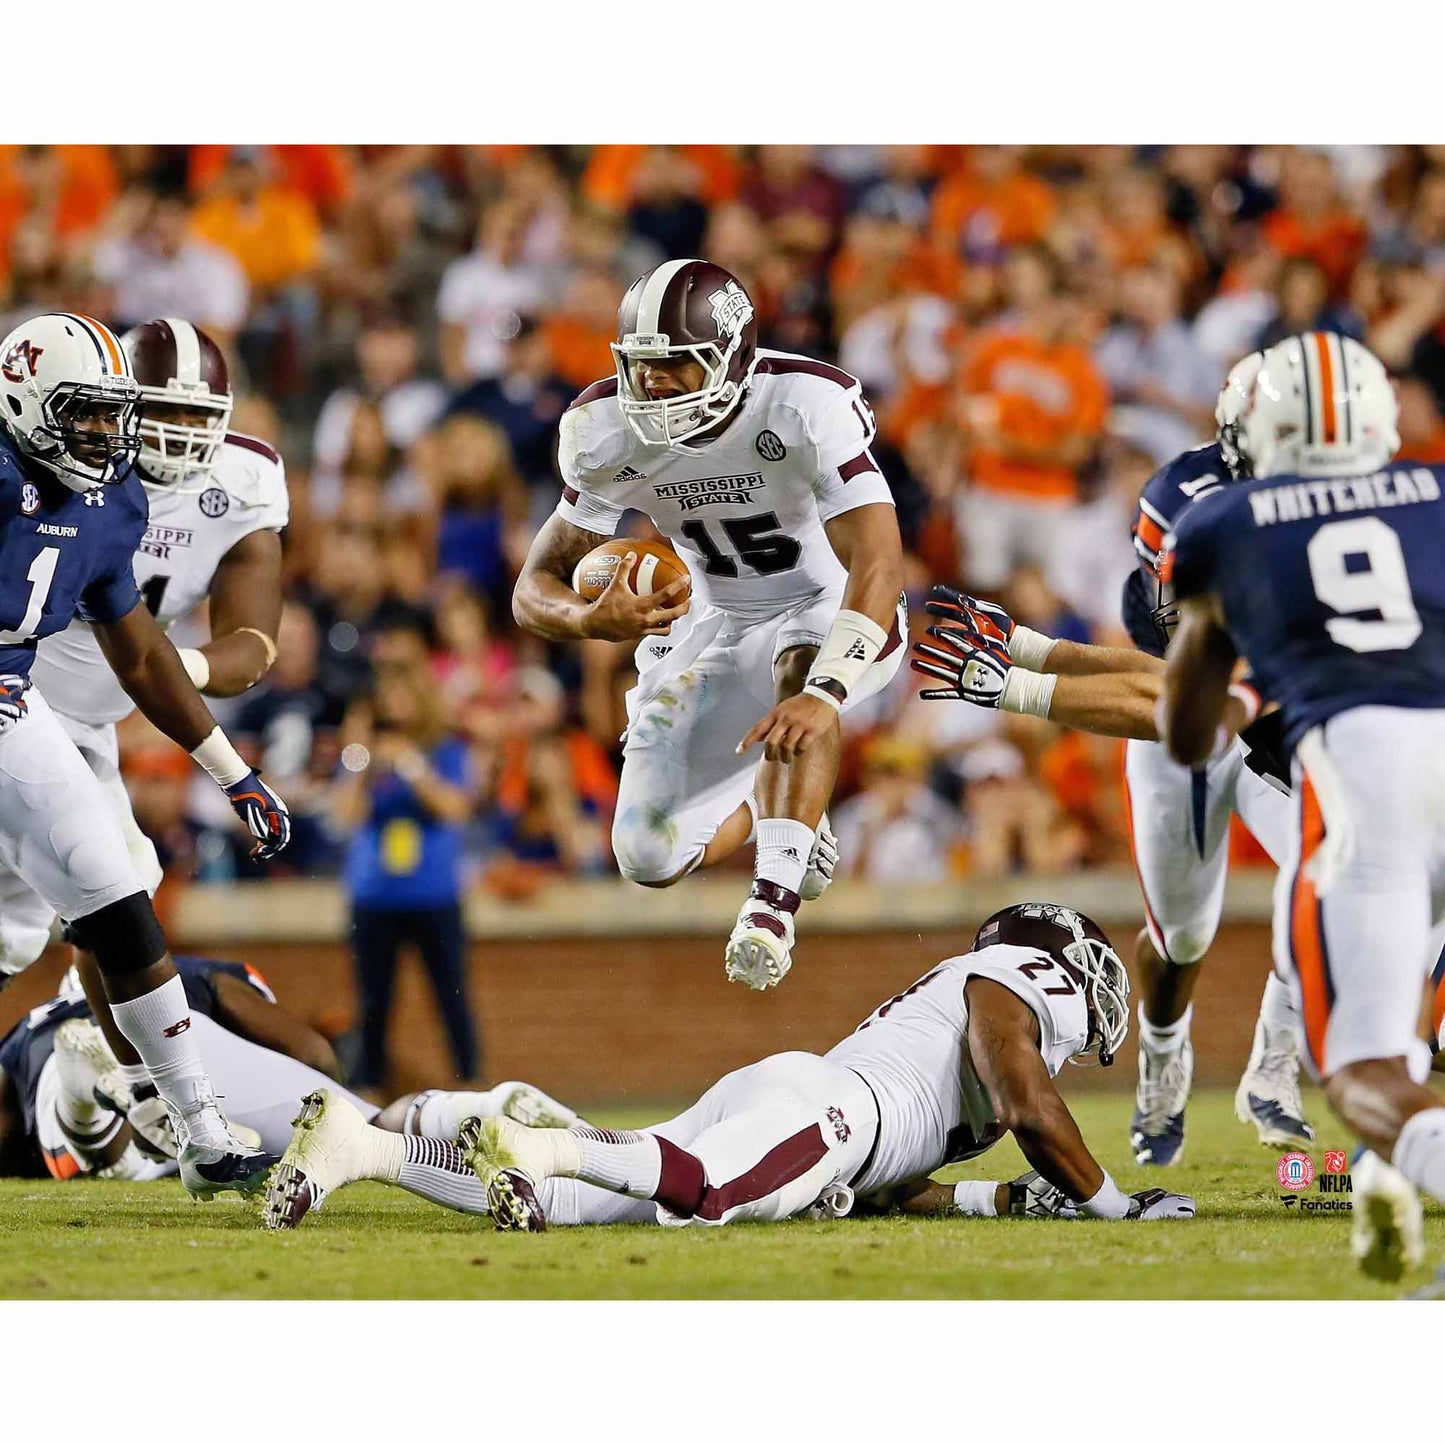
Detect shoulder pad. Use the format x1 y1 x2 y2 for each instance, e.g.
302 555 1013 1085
215 432 289 511
558 391 632 478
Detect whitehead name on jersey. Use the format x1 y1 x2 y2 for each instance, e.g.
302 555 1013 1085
1169 461 1445 748
556 351 894 621
0 433 146 682
1121 440 1229 657
30 433 289 725
825 944 1089 1196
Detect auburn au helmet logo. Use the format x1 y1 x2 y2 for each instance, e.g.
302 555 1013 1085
1 338 43 384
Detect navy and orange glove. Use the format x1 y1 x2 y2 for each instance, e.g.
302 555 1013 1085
224 771 291 860
0 674 29 727
924 585 1016 645
911 621 1014 705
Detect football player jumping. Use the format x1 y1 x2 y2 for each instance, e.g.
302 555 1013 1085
12 318 291 1140
261 902 1194 1231
1162 332 1445 1284
513 260 906 991
911 355 1316 1166
0 312 289 1195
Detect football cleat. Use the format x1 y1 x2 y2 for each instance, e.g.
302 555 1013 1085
1352 1150 1425 1284
458 1116 549 1232
94 1068 177 1161
179 1136 278 1201
724 886 797 991
262 1089 371 1230
491 1080 583 1130
54 1018 117 1109
1130 1038 1193 1166
1234 1018 1316 1148
799 813 839 902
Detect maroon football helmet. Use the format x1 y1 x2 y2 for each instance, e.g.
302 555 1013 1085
972 902 1130 1065
611 258 759 445
121 317 233 491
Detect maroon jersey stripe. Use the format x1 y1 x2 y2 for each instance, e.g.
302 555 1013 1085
562 484 581 506
694 1122 830 1221
565 376 619 413
754 355 860 391
837 450 879 482
224 431 281 465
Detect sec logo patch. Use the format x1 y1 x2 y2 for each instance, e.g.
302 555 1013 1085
755 430 786 461
20 482 39 515
199 487 230 518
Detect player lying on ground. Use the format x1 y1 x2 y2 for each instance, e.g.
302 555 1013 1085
0 313 290 1197
262 902 1194 1232
0 954 577 1212
512 260 905 991
1161 331 1445 1285
909 353 1316 1165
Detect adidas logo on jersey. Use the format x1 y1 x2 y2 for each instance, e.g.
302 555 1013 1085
614 465 647 484
843 639 869 661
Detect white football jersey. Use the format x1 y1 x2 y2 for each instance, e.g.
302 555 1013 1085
826 944 1091 1196
31 433 289 726
556 350 895 621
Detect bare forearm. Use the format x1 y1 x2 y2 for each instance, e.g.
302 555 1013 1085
102 628 218 751
513 569 598 640
1046 671 1163 740
197 631 273 697
204 530 284 696
1044 638 1165 679
1011 1099 1105 1202
828 504 905 632
1162 597 1237 766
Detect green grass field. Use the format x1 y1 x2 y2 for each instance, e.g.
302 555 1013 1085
1 1088 1437 1299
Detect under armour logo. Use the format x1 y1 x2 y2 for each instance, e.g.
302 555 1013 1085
162 1017 192 1038
83 489 105 506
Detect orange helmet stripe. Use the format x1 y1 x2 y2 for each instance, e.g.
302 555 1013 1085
62 312 126 376
1312 332 1337 445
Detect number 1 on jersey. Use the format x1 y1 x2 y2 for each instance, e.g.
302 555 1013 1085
0 546 59 645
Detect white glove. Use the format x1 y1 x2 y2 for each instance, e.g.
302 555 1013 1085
1127 1187 1196 1220
912 623 1012 706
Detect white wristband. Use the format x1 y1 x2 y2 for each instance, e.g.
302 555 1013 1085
802 608 890 710
1227 680 1262 726
999 667 1057 719
1009 625 1056 671
951 1180 999 1217
178 647 210 692
1080 1171 1131 1219
190 725 250 788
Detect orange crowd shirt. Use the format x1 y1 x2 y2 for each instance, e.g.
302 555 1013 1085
931 169 1057 256
581 145 742 211
1262 208 1367 296
961 330 1109 503
191 187 321 290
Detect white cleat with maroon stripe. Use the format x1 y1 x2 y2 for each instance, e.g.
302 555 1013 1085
724 883 797 991
799 812 838 902
458 1115 566 1232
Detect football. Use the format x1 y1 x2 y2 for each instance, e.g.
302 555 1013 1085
571 538 691 602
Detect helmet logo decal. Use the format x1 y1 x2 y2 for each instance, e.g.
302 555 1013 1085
708 280 754 339
1 339 43 384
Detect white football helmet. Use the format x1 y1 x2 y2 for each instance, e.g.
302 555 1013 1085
1241 332 1400 480
1214 350 1263 478
0 312 140 491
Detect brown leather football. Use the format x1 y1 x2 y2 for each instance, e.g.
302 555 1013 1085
571 538 691 602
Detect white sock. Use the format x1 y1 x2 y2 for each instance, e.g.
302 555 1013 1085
1393 1106 1445 1204
409 1089 498 1139
395 1134 494 1214
1258 972 1300 1039
1138 1002 1192 1054
118 1061 149 1090
755 818 814 897
742 795 759 846
572 1127 660 1198
108 976 227 1146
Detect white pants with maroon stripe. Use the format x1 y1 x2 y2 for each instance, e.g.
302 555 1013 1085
1273 706 1445 1078
611 596 906 884
1124 737 1292 964
653 1051 878 1226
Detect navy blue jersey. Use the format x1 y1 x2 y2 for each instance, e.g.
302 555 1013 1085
1122 442 1231 657
0 430 147 681
1169 462 1445 750
0 956 269 1171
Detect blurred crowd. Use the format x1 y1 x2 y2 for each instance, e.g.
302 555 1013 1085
9 142 1445 890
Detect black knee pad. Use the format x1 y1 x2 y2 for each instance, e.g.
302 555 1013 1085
67 892 168 979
